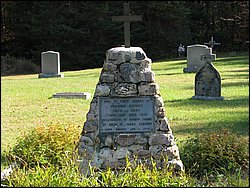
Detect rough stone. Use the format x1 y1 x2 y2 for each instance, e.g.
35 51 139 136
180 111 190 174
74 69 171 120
94 84 110 96
140 70 155 82
103 62 117 72
156 117 170 132
119 63 141 83
112 83 137 96
113 147 131 159
140 58 152 70
156 106 166 118
105 135 114 148
100 73 115 83
167 159 184 172
134 136 148 145
149 133 175 146
127 145 144 152
135 149 151 158
99 148 113 161
155 95 164 107
166 145 180 160
149 145 165 156
116 134 136 146
83 121 98 133
138 83 160 95
78 46 183 174
107 47 147 64
86 113 97 121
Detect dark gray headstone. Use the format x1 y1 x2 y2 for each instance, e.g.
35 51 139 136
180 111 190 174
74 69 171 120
192 61 224 100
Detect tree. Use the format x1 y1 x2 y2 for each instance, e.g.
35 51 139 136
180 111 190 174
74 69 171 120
1 1 249 73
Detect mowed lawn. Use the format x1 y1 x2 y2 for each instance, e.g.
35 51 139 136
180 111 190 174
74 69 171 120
1 52 249 157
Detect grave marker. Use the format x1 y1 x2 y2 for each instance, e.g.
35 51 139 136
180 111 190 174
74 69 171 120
77 47 184 175
183 44 214 73
52 92 91 99
192 53 224 101
200 54 216 62
38 51 64 78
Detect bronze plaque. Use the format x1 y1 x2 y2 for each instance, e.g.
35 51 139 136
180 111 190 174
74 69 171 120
99 97 155 133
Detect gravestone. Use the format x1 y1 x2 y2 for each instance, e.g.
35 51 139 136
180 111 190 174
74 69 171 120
77 47 184 175
183 44 214 73
192 54 224 100
38 51 64 78
52 92 91 99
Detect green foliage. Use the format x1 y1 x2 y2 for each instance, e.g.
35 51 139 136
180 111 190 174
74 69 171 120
5 151 196 187
5 123 80 168
1 55 40 75
95 161 195 187
4 128 248 187
180 129 249 179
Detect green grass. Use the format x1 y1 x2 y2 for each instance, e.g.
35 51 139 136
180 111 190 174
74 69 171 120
1 52 249 186
152 55 249 140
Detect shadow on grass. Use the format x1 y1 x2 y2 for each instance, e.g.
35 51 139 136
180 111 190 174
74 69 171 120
222 74 249 80
153 66 182 72
229 69 249 73
215 56 249 65
173 119 249 137
154 58 187 63
222 81 249 87
64 73 100 78
167 98 249 137
156 72 184 76
182 79 248 90
165 96 249 109
164 61 186 66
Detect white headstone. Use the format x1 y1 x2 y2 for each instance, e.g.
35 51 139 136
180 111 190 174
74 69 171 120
183 44 214 73
38 51 64 78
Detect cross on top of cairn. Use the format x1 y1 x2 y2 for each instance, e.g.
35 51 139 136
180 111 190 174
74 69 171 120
112 2 142 48
204 36 221 49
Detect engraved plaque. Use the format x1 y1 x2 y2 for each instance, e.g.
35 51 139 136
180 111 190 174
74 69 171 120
99 97 155 133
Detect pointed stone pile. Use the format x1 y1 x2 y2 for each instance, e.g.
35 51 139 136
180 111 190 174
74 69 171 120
77 46 183 175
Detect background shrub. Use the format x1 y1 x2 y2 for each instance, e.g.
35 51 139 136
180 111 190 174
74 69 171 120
1 55 40 76
179 129 249 178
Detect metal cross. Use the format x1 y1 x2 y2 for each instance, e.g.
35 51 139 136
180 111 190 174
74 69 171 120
204 36 221 49
112 2 142 48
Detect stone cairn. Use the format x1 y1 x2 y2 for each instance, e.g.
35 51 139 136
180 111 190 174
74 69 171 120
77 46 184 175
